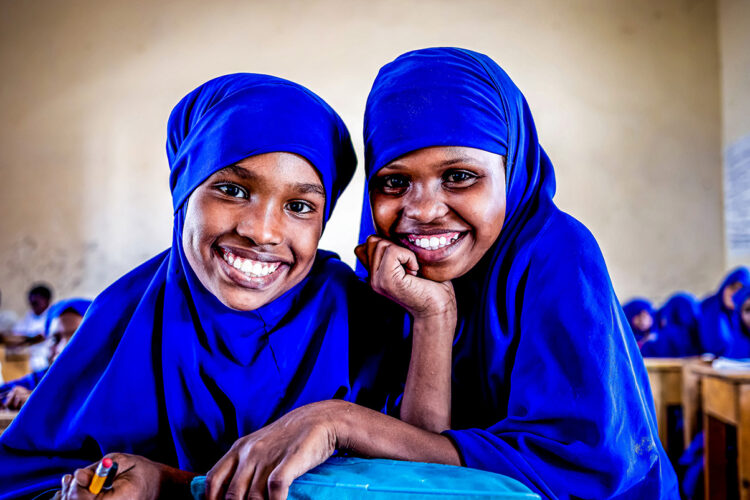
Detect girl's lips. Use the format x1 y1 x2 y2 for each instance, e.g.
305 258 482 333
214 246 289 290
399 231 468 263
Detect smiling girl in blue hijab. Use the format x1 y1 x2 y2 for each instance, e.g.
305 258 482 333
355 48 678 499
0 73 360 499
697 267 750 356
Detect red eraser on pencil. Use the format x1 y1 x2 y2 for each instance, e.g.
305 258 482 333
102 458 113 468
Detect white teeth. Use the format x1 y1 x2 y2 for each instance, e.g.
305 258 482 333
223 250 281 278
409 233 461 251
240 259 253 273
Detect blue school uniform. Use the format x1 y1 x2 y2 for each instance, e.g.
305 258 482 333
0 74 360 499
721 286 750 359
358 47 678 499
697 267 750 356
622 298 666 356
652 293 702 357
41 298 92 338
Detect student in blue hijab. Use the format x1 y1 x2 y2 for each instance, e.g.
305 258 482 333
0 298 91 410
355 48 678 498
623 298 659 351
697 267 750 356
0 73 360 499
650 293 702 357
721 286 750 358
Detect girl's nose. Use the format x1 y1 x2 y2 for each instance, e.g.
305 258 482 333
237 202 284 245
402 184 449 223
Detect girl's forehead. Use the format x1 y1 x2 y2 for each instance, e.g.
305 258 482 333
383 146 504 170
223 153 324 188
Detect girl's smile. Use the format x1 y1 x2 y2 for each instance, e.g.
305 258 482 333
215 245 289 288
370 146 506 281
183 152 325 311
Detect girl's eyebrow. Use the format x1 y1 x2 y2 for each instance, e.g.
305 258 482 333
292 182 325 196
382 155 480 171
220 164 256 179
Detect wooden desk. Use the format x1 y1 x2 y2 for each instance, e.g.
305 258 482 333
0 345 30 382
644 358 685 453
699 365 750 500
0 409 18 434
682 357 715 446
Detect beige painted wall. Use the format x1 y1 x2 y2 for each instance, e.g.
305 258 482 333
0 0 725 313
718 0 750 270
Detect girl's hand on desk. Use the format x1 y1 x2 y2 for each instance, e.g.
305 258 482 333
355 235 456 322
56 452 194 500
206 401 340 500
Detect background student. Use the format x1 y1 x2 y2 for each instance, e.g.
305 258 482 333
0 298 91 410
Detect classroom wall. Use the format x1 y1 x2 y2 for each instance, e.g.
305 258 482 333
0 0 727 313
718 0 750 271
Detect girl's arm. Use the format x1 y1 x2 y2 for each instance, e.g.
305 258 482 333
355 235 457 433
204 400 460 500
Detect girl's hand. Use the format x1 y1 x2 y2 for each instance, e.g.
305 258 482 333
355 235 456 320
2 386 31 410
205 401 342 500
55 453 193 500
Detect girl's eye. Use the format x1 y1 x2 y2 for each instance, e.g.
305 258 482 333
443 170 477 184
217 184 248 199
287 201 314 214
373 174 410 193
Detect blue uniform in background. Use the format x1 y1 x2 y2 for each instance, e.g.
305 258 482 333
357 47 678 499
697 267 750 356
653 293 702 357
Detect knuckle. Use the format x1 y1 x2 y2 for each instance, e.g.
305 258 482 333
224 491 241 500
268 471 291 491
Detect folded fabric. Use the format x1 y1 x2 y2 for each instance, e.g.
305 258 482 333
191 457 539 499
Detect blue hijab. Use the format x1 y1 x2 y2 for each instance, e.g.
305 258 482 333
622 298 656 338
359 48 677 499
42 298 92 337
0 74 359 499
721 286 750 358
645 293 701 357
697 267 750 356
660 293 702 356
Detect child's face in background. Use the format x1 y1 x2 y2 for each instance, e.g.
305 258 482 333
48 311 84 364
29 294 50 316
183 153 325 311
632 310 654 333
369 146 506 282
723 281 744 310
742 298 750 331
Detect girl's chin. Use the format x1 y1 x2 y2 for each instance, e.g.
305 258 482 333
418 264 461 282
